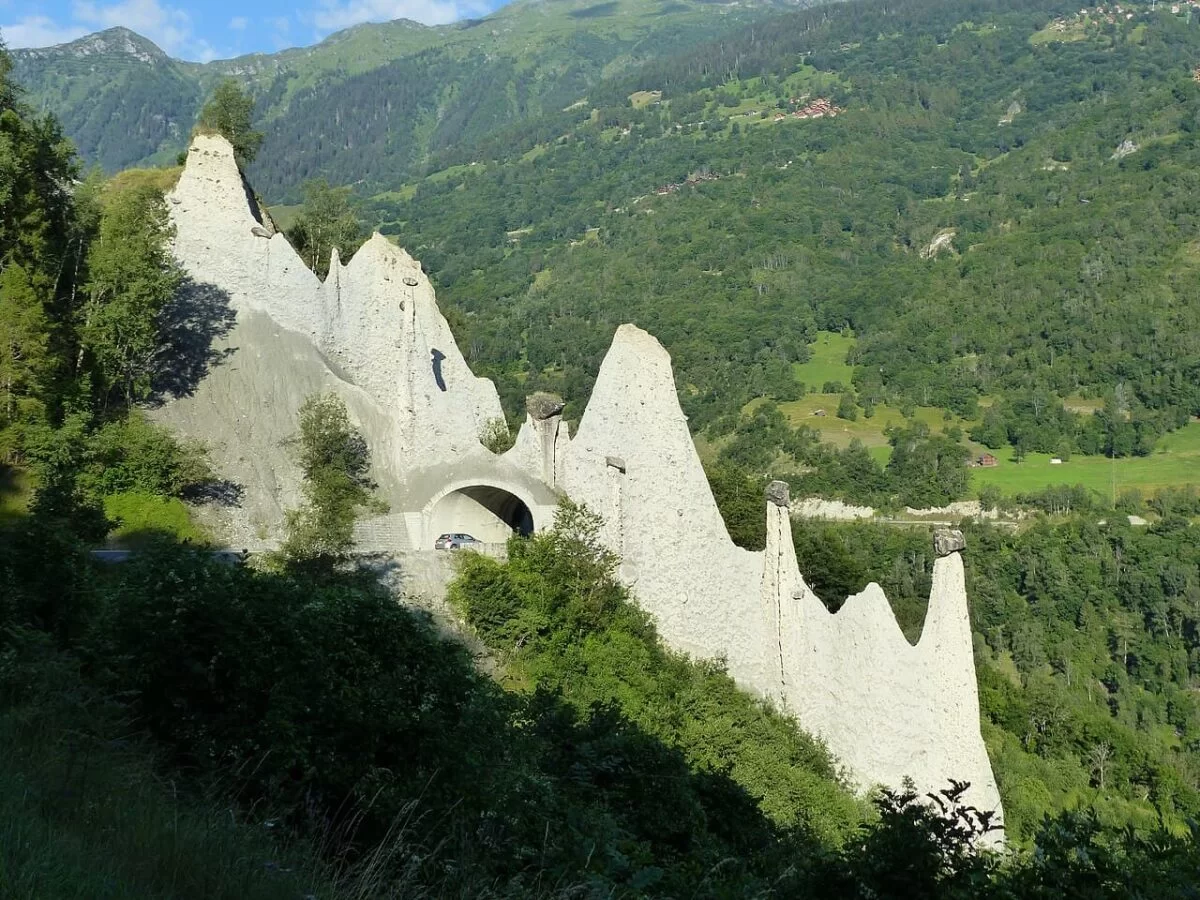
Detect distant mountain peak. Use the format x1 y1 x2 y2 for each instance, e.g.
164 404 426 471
315 18 432 48
14 26 167 64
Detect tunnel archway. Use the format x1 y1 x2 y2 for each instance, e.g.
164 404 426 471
427 483 535 545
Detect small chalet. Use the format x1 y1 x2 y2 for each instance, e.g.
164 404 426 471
975 453 998 468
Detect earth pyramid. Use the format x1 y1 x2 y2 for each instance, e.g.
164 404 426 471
157 132 1004 832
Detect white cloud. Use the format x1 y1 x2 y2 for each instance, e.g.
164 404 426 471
1 15 88 48
308 0 488 33
228 15 248 31
266 14 291 50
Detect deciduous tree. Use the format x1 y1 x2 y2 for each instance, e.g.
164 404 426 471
286 178 365 278
79 184 182 406
281 393 383 567
197 78 263 165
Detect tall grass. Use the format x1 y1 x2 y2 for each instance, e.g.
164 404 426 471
0 633 330 900
0 630 593 899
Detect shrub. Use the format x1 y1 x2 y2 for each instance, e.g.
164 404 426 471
85 548 487 851
837 391 859 421
480 415 515 453
103 492 209 546
79 413 211 499
280 393 384 566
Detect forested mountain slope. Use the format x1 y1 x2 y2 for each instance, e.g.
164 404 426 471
360 0 1200 467
8 0 811 178
19 0 1200 473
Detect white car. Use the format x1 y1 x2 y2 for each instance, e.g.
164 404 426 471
434 532 481 550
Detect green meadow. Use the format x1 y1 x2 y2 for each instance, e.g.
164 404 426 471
970 422 1200 500
752 331 1200 499
791 330 856 390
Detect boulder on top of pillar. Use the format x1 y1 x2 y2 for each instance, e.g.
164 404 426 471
766 480 790 508
934 528 967 557
526 391 566 421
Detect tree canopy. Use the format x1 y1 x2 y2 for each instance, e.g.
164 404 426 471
197 78 262 165
285 178 365 278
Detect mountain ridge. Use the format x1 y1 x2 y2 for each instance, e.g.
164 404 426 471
12 26 169 63
9 0 818 173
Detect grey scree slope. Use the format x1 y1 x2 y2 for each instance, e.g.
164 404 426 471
156 133 1004 835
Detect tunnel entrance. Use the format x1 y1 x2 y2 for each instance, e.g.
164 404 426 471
427 484 535 546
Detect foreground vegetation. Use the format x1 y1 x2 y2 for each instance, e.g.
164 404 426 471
0 640 331 899
5 471 1200 895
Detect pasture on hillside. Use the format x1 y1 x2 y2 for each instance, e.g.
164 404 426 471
970 421 1200 500
759 332 1200 500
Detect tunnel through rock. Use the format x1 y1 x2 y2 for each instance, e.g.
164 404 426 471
428 484 535 545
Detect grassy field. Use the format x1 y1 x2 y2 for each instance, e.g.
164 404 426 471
770 331 978 449
628 90 662 108
774 394 973 449
1029 18 1091 45
970 421 1200 499
1 468 209 543
103 492 210 547
791 330 856 390
742 330 1200 499
266 203 302 232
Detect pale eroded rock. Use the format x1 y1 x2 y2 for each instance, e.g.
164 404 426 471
157 133 1005 839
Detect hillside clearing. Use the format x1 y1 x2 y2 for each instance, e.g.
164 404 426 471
970 421 1200 499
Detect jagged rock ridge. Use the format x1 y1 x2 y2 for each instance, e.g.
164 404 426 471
157 133 1004 835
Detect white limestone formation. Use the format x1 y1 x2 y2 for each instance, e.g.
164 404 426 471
159 134 556 545
168 134 502 469
791 496 876 521
560 326 1003 829
158 133 1003 835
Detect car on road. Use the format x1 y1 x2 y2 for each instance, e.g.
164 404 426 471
434 532 482 550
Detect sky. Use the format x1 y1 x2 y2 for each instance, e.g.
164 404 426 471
1 0 502 61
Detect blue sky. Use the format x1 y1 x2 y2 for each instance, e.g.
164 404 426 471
2 0 503 60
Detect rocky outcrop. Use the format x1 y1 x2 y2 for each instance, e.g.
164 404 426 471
920 229 957 260
1112 138 1138 160
159 134 525 542
791 496 876 520
169 135 503 467
157 133 1004 837
561 326 1004 834
934 528 967 557
526 391 565 420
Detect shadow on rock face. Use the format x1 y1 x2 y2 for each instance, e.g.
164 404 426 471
183 479 245 508
431 348 447 391
148 276 238 404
